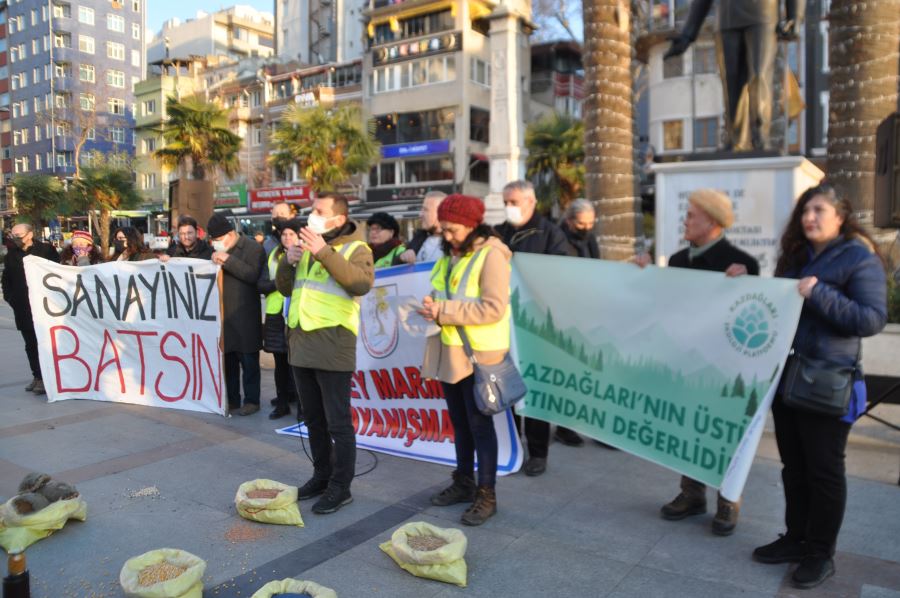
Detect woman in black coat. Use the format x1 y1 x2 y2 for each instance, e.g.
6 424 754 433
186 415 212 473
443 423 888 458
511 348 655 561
753 184 887 589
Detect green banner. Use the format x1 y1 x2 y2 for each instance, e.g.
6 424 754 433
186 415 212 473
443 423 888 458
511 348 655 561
511 254 803 500
215 183 247 208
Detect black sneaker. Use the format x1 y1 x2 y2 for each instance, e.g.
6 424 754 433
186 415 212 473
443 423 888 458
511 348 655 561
297 478 329 501
312 486 353 514
791 556 834 589
554 427 584 447
523 457 547 477
753 535 807 564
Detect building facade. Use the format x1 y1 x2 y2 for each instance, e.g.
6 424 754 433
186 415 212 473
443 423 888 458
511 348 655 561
147 6 275 64
276 0 365 65
530 40 584 121
1 1 11 221
5 0 145 179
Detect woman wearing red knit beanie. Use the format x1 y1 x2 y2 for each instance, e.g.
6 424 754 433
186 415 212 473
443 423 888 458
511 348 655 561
419 194 512 526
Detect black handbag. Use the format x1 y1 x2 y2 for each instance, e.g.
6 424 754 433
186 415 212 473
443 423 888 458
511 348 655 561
455 325 528 416
781 351 856 417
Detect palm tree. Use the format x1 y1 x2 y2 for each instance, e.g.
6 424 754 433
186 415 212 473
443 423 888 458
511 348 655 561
154 96 243 181
582 0 644 260
269 104 381 192
826 0 900 234
10 175 67 229
525 112 585 214
68 152 142 256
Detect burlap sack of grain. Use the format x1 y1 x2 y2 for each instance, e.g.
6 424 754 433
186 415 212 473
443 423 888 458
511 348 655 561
119 548 206 598
250 578 338 598
0 494 88 552
235 479 304 527
378 521 468 587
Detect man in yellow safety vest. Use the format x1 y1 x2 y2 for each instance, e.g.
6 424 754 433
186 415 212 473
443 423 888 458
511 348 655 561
275 193 374 514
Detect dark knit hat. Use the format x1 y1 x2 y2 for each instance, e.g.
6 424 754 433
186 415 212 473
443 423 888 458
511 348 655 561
280 217 304 234
206 212 234 239
366 212 400 236
437 194 485 228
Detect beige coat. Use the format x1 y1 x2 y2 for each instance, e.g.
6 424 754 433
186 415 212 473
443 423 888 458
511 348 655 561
275 221 374 372
421 236 512 384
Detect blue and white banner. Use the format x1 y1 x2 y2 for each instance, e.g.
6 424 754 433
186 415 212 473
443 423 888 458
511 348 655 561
381 139 451 159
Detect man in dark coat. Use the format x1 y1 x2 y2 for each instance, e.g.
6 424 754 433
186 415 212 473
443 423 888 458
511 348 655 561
208 213 266 416
639 189 758 536
1 223 60 395
166 215 213 259
560 198 600 259
494 180 576 476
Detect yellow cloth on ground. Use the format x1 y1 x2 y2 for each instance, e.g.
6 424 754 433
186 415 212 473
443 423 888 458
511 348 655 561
235 479 304 526
379 521 468 587
119 548 206 598
0 495 87 553
250 578 338 598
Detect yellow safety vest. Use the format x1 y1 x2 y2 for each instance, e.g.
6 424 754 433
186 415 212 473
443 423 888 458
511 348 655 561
287 241 367 335
430 246 510 352
374 244 406 268
265 247 285 315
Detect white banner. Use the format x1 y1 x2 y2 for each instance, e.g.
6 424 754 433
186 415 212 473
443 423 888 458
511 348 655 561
24 256 226 416
278 263 524 475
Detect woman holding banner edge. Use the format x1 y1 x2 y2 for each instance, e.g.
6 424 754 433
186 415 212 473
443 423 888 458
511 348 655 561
419 194 512 527
753 184 887 589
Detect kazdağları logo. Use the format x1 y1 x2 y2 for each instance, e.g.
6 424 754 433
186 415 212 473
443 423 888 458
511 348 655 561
725 294 778 357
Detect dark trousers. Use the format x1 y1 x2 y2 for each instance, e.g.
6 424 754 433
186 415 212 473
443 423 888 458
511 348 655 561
443 375 499 488
224 351 261 409
272 352 298 408
292 367 355 490
514 415 550 459
773 395 852 557
21 321 41 380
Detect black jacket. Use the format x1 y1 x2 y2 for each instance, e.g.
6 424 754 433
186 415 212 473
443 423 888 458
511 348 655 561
668 237 760 275
220 234 265 353
258 245 288 354
494 212 571 256
560 220 600 259
2 241 60 327
785 236 887 369
167 239 213 260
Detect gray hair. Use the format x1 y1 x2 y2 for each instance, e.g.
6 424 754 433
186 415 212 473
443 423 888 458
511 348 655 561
564 198 595 220
423 190 447 201
12 223 33 233
502 180 535 197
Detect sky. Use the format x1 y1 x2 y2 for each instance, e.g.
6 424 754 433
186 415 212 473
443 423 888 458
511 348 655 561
147 1 274 35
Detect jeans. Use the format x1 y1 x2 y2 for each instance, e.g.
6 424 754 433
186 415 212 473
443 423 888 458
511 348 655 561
272 352 298 408
443 375 498 488
292 367 355 490
224 351 261 409
773 394 852 557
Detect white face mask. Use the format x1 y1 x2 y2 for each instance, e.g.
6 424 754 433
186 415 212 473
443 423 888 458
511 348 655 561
307 213 335 235
211 240 227 253
505 205 524 225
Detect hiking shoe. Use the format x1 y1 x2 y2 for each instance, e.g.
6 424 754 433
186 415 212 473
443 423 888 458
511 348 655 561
25 378 38 392
312 487 353 514
711 496 740 536
430 471 476 506
523 457 547 477
31 380 46 395
268 405 291 420
792 556 834 589
461 486 496 526
753 535 807 564
660 492 707 520
554 427 584 447
237 403 260 416
297 478 329 501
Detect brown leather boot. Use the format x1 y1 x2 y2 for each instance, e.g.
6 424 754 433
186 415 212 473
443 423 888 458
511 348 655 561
712 494 740 536
461 486 496 526
661 477 707 520
430 471 476 506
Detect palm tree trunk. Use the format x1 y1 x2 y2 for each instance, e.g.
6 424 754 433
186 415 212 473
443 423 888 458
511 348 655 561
99 208 111 259
827 0 900 233
582 0 643 261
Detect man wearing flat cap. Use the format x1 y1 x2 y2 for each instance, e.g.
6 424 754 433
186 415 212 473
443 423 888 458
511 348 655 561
208 212 266 416
640 188 759 535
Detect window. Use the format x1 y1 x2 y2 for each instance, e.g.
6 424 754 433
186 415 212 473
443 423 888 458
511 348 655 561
132 23 141 39
469 156 489 183
53 4 71 18
663 119 684 150
371 55 456 94
470 107 490 143
252 125 263 146
80 93 95 111
79 35 95 54
133 0 141 11
108 98 125 115
693 117 718 149
663 54 683 78
33 67 41 83
143 173 157 190
403 158 453 183
54 33 71 48
78 6 94 24
109 127 126 144
35 154 42 170
86 127 95 140
107 41 125 60
107 69 125 87
375 108 455 145
693 46 717 74
143 137 156 153
79 64 95 82
470 58 490 86
107 14 125 32
34 125 41 141
143 100 156 115
131 49 140 67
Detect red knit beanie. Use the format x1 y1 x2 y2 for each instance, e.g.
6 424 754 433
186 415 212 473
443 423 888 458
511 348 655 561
437 194 485 228
71 230 93 244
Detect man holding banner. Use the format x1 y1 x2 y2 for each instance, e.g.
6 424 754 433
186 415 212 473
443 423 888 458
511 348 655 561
276 193 374 515
644 189 760 536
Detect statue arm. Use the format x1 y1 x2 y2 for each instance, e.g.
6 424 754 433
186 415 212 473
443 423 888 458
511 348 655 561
680 0 715 43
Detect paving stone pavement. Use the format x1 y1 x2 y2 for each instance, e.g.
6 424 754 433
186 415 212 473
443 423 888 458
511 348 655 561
0 300 898 597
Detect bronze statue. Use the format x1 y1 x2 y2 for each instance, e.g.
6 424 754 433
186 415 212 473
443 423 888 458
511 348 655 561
665 0 806 151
